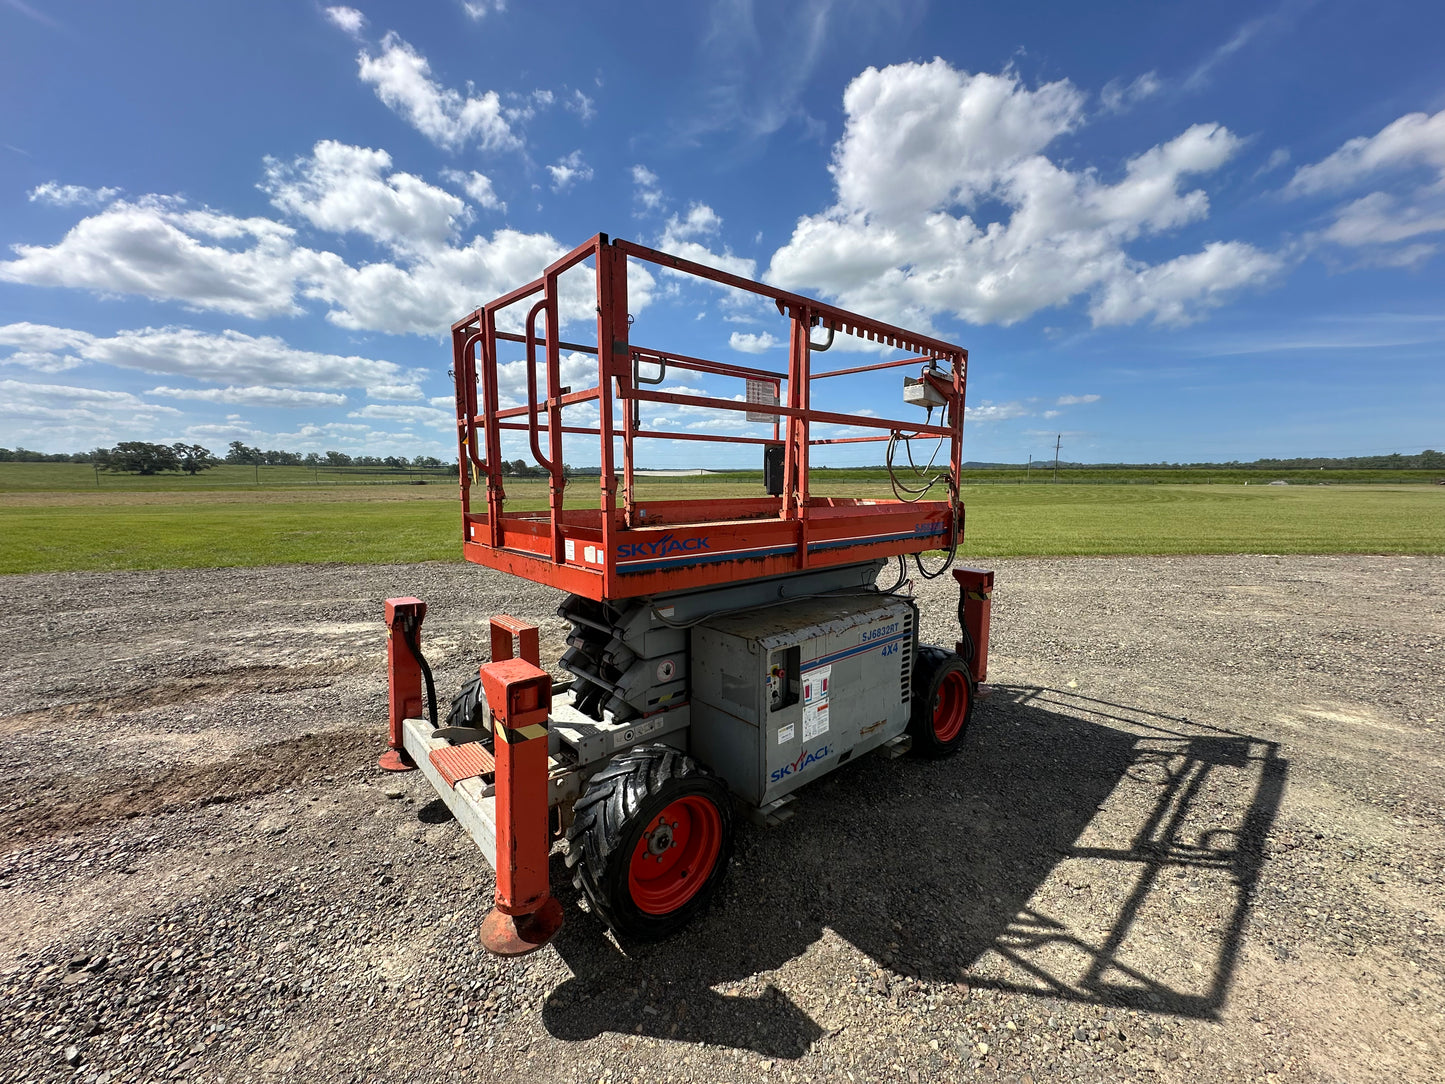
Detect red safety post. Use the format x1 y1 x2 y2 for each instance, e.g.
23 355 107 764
380 597 426 772
952 568 993 685
478 616 563 956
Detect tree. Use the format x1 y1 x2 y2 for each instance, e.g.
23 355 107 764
225 441 262 464
105 442 179 475
324 450 353 466
302 452 322 467
171 443 218 475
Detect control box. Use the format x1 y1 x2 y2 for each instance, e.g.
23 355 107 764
688 594 917 806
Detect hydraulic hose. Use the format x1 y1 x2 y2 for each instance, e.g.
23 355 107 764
399 616 438 729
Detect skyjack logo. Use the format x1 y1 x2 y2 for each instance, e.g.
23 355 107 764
617 533 711 560
770 744 832 783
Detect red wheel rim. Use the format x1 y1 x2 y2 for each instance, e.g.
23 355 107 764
932 670 969 742
627 795 723 915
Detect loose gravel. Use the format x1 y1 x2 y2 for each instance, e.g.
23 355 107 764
1 555 1442 1084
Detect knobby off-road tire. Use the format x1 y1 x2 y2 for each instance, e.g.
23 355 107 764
564 743 734 941
443 675 493 747
908 644 974 758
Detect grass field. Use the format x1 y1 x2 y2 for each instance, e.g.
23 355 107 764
5 461 1444 493
1 468 1441 573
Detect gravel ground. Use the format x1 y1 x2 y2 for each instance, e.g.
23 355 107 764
1 555 1442 1084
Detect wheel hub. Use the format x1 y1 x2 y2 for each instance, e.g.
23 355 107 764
643 816 678 857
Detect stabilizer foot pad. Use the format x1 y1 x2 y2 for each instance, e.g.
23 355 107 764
480 896 563 957
429 743 495 787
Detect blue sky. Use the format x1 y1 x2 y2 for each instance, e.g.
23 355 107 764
1 0 1442 467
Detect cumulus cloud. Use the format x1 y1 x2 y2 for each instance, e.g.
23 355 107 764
1286 110 1445 263
0 198 338 319
148 385 349 407
0 379 181 425
729 331 779 353
357 33 519 152
0 322 406 389
262 140 469 252
1287 110 1445 197
323 5 365 37
0 184 637 336
766 59 1280 327
366 383 424 400
659 203 756 279
441 168 505 211
28 182 122 207
348 403 454 425
547 150 593 192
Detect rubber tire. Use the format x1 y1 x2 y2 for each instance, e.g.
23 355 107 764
565 743 734 942
908 645 974 758
444 675 492 746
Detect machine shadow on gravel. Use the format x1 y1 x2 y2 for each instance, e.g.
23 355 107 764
541 686 1286 1058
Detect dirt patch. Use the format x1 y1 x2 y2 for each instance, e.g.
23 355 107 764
0 556 1441 1084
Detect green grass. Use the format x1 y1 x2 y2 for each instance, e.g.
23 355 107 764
0 461 453 492
1 475 1440 574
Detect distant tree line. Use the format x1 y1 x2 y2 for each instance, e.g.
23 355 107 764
0 442 455 474
220 442 447 469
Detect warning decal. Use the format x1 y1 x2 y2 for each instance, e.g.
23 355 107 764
777 722 795 745
802 664 832 705
803 701 830 741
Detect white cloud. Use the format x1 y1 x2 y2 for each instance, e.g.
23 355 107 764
1089 242 1280 326
0 189 627 336
965 400 1032 422
0 198 335 319
666 203 723 240
767 59 1278 328
547 150 593 192
659 203 755 279
1100 72 1161 114
357 33 519 152
367 383 424 401
633 165 664 213
566 89 596 123
0 322 406 389
0 378 181 425
460 0 505 18
323 5 365 37
1055 393 1100 405
729 331 779 353
441 168 505 211
1287 110 1445 197
1284 110 1445 263
348 403 453 425
28 181 122 208
262 140 469 252
148 385 349 407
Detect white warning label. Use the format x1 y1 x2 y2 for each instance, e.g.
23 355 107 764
777 722 795 745
802 664 832 705
803 701 830 740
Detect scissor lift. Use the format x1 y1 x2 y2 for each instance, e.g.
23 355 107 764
379 235 994 953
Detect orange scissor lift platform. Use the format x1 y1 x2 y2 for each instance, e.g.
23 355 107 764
450 234 970 601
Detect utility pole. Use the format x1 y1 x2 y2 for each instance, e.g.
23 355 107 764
1053 434 1061 483
1026 454 1031 481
